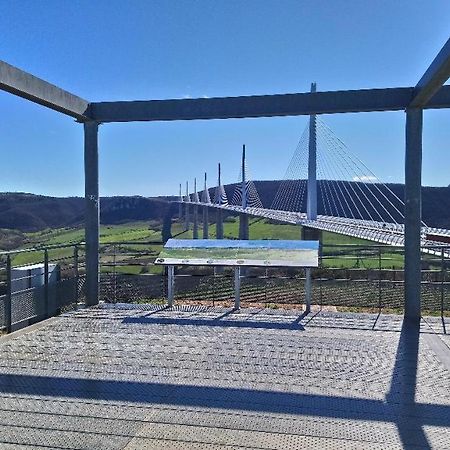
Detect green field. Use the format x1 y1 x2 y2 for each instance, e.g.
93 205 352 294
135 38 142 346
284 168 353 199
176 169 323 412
0 217 410 270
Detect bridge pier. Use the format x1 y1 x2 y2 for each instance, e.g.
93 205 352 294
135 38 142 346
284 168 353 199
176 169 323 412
184 181 190 231
193 204 199 239
216 209 224 239
404 108 423 323
203 206 209 239
178 184 183 220
239 214 249 240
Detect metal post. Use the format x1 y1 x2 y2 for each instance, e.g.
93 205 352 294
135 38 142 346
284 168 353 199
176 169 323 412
234 266 241 310
168 265 175 307
5 255 12 333
307 82 317 221
113 244 117 303
305 268 312 313
404 108 423 323
441 248 445 319
378 247 382 310
84 121 100 307
44 249 49 317
73 245 79 308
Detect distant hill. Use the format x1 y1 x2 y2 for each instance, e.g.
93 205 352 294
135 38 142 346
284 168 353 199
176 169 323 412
0 180 449 233
0 193 171 232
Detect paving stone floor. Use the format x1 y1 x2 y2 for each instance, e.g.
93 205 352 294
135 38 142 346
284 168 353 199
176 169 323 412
0 304 449 449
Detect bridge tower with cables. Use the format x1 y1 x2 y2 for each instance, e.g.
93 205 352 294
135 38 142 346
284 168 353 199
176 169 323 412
192 178 199 239
302 82 323 244
184 181 190 232
178 183 183 220
239 145 250 240
202 172 210 239
214 163 226 239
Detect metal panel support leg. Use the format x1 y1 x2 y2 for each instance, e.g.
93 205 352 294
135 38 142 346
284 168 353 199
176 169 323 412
305 268 312 313
168 265 175 307
234 267 241 310
404 108 423 324
84 121 100 307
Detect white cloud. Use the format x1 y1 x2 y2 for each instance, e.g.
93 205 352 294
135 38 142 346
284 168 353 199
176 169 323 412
352 175 377 182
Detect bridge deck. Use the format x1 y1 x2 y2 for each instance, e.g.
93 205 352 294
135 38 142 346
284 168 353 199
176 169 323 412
0 304 449 449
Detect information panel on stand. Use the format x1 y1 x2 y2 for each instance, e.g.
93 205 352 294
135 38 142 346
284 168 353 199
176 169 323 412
156 239 319 267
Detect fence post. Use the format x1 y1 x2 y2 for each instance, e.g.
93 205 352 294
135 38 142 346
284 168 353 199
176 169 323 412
113 244 117 303
73 245 79 308
441 248 445 319
168 265 175 307
44 249 49 318
378 247 382 311
234 267 241 310
5 255 12 333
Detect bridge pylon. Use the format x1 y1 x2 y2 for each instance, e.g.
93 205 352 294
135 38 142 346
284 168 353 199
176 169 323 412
184 181 190 231
239 144 250 240
202 172 209 239
193 178 199 239
215 163 225 239
178 183 183 220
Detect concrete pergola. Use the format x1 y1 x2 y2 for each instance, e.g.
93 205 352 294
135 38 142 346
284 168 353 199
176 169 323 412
1 38 450 322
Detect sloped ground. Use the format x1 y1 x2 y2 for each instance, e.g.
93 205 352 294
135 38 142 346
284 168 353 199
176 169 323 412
0 304 448 449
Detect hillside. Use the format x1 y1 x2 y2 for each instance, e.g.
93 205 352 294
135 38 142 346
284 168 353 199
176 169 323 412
0 180 449 236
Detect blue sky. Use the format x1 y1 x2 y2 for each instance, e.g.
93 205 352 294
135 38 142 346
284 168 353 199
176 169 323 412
1 0 449 197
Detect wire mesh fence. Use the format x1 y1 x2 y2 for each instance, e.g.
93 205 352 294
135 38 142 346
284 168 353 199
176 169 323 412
99 242 450 317
0 241 448 333
0 244 85 332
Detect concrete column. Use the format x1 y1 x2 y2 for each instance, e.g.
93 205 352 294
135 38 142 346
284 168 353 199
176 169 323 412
404 108 423 323
84 121 100 306
193 205 199 239
307 82 317 221
239 144 249 240
184 181 190 231
216 208 224 239
239 214 249 239
178 183 183 219
203 206 209 239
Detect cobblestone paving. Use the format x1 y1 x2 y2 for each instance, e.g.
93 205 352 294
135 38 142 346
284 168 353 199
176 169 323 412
0 304 448 449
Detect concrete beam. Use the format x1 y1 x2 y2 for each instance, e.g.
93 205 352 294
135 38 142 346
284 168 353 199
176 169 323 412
0 60 91 121
410 38 450 108
89 86 450 123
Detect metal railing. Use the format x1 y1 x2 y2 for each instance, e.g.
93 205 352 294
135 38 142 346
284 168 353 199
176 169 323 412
0 241 448 334
0 243 85 333
99 242 450 317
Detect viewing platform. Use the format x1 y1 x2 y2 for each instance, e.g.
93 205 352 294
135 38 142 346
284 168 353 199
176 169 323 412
0 304 448 449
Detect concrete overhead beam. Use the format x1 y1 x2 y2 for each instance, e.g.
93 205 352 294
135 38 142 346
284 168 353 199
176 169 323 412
0 60 91 121
89 86 450 123
410 38 450 108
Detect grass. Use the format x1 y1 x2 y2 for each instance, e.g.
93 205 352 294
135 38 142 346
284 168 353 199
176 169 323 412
0 217 422 270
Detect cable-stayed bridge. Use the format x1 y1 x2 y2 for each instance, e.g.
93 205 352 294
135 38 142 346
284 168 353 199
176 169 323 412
176 86 450 256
